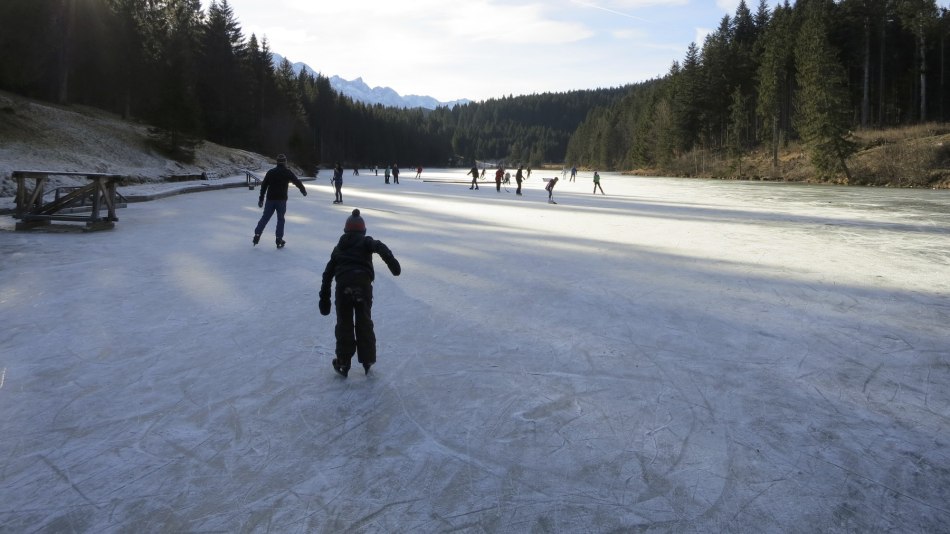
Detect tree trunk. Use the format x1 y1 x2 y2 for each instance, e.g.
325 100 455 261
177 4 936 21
919 30 928 122
942 30 946 121
862 15 871 127
771 115 779 177
839 154 853 182
57 0 76 105
879 13 887 124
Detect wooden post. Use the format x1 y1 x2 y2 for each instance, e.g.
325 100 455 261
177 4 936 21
14 174 26 218
89 176 102 222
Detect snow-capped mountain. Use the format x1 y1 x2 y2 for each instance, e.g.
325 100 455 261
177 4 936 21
273 54 469 110
329 75 470 110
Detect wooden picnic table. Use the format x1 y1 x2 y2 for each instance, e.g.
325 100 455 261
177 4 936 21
12 170 124 231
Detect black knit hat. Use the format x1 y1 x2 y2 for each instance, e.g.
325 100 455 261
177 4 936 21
344 209 366 233
276 153 287 164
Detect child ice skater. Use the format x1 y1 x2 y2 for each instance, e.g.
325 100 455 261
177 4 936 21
319 209 401 377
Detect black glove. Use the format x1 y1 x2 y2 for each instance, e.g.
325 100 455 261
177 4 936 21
300 187 308 197
258 198 264 208
386 257 401 276
319 289 331 316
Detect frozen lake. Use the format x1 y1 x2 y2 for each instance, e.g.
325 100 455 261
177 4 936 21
1 169 948 532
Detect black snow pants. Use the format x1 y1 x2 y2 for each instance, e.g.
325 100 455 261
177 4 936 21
334 272 376 367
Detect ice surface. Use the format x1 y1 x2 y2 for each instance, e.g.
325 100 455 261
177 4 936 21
1 170 949 532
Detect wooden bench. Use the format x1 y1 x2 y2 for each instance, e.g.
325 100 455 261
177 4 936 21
12 170 125 231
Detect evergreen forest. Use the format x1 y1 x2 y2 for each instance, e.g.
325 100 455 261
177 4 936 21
567 0 950 180
1 0 948 183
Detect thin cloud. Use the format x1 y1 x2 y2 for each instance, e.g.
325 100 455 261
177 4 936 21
570 0 655 23
716 0 741 14
444 3 592 44
695 26 713 45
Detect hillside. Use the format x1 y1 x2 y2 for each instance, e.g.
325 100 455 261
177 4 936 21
0 91 273 200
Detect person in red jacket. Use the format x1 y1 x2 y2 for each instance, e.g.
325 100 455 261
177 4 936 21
495 167 504 192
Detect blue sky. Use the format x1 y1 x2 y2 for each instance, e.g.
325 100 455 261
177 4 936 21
201 0 926 103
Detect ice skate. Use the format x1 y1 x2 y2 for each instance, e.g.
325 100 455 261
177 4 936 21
332 358 349 378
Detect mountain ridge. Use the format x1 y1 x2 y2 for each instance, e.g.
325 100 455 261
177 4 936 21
273 54 470 110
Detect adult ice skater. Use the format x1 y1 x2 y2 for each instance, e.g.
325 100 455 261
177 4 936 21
253 153 308 249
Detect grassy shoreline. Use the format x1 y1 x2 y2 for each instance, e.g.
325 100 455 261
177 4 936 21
561 125 950 189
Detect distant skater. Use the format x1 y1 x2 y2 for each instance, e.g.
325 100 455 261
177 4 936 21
494 168 504 192
468 165 480 190
515 166 525 196
545 176 559 204
480 168 486 179
415 165 423 179
526 167 532 179
374 165 378 176
353 167 359 176
593 171 605 195
253 153 308 248
384 165 391 184
332 162 344 203
570 165 577 182
392 164 400 184
319 209 401 378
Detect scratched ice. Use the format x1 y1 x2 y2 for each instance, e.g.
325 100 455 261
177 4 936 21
1 171 948 532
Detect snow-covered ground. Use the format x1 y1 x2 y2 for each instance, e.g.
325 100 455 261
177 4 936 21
0 91 273 202
1 169 948 532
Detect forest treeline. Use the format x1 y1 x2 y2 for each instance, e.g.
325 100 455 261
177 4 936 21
1 0 948 182
567 0 950 181
0 0 625 172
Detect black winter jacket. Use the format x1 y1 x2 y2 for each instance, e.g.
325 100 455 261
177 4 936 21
260 164 306 201
320 233 400 297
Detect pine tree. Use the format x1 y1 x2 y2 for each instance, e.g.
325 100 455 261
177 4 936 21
149 0 204 161
700 16 735 148
199 0 250 146
795 4 857 180
673 43 704 152
757 2 795 176
728 88 748 176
